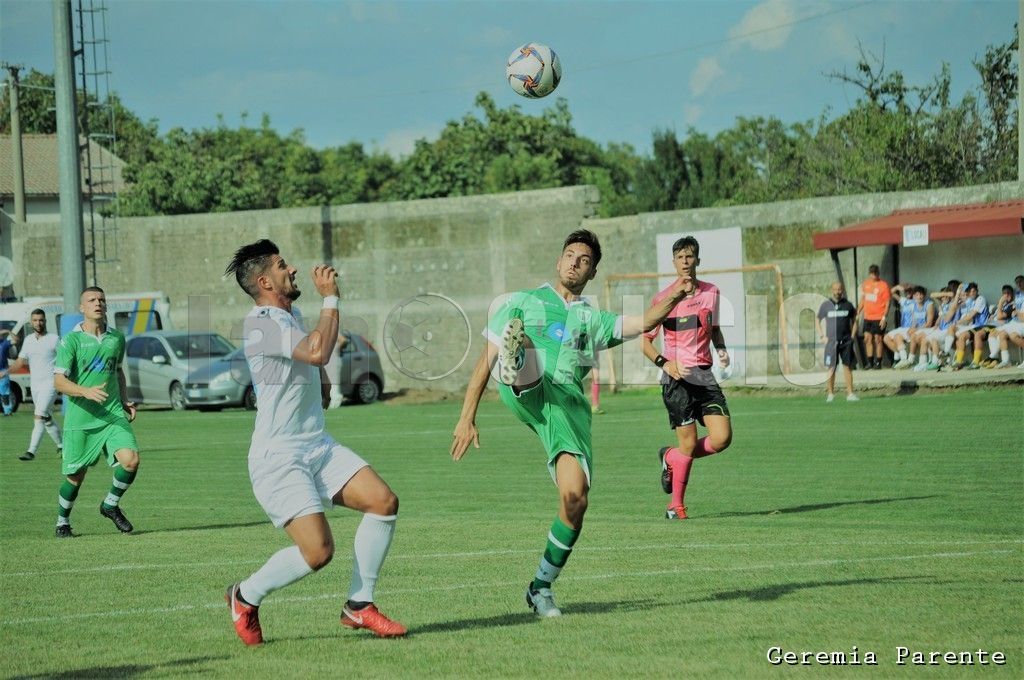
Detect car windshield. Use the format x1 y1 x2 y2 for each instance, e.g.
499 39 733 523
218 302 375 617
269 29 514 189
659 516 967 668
166 333 235 360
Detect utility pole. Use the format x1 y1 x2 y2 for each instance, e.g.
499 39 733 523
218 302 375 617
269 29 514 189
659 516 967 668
1018 0 1022 181
2 64 27 223
53 0 86 310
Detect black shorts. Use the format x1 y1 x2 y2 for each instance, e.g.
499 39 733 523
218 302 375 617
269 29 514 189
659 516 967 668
825 338 855 368
863 319 884 335
661 372 730 429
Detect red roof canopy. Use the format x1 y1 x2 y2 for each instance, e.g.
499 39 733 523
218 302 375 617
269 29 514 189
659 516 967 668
812 200 1024 251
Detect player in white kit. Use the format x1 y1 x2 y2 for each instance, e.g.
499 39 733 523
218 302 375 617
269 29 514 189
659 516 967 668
222 239 406 646
1 309 63 461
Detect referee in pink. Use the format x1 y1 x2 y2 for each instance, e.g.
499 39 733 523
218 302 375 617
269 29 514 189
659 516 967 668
641 236 733 520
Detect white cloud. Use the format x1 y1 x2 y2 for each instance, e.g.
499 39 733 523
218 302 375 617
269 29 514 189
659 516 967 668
375 125 441 159
690 57 725 97
729 0 797 52
348 1 402 23
683 104 703 127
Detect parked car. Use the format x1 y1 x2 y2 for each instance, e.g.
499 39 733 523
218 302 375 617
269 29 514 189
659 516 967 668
183 346 256 411
183 331 384 410
123 331 236 410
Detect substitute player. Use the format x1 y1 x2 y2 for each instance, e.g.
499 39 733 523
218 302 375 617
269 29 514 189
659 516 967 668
451 229 690 617
223 239 405 646
52 287 140 537
642 236 733 520
2 309 64 460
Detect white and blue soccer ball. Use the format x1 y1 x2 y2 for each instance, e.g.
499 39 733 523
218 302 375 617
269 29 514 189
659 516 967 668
506 42 562 98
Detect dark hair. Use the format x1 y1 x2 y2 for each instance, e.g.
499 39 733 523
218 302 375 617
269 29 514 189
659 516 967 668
671 236 700 258
913 286 927 297
947 279 961 290
562 229 602 267
225 239 280 297
965 282 978 293
30 308 45 317
80 286 105 299
1002 284 1014 295
868 264 880 275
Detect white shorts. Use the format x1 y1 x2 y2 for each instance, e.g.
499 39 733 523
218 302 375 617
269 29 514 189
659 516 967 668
955 324 983 337
248 434 368 528
885 326 910 340
995 321 1024 336
31 382 57 418
923 327 951 342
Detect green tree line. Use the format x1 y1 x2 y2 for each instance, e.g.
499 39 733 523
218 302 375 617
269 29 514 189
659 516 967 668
1 32 1016 218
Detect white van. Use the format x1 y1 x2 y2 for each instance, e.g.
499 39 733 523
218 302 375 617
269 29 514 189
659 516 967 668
0 291 172 412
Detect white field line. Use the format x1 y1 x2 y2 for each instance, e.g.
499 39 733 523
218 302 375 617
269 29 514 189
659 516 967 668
0 547 1018 627
2 538 1021 578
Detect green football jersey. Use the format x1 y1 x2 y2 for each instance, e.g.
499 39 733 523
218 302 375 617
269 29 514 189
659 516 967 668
488 284 623 392
55 325 128 430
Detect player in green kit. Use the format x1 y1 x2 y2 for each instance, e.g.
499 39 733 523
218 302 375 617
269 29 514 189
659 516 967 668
52 287 140 538
451 230 690 617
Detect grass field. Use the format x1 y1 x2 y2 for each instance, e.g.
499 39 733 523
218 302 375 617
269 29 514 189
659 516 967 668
1 386 1021 679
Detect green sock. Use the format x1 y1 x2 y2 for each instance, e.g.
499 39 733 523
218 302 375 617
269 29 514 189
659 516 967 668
57 480 80 525
532 518 580 590
102 466 136 509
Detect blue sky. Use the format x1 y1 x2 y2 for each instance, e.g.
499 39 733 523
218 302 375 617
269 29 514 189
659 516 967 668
1 0 1016 157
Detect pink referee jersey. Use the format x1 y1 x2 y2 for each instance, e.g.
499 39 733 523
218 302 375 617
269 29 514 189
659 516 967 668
644 280 720 367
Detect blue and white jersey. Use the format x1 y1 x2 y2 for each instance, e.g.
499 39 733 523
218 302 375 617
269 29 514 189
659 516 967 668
910 299 933 328
937 300 956 331
1015 290 1024 313
967 295 989 327
898 297 915 327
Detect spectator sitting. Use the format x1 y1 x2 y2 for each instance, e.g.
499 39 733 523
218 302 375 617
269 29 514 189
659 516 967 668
896 286 936 369
989 274 1024 368
980 283 1015 368
915 282 960 371
951 282 989 370
885 283 917 368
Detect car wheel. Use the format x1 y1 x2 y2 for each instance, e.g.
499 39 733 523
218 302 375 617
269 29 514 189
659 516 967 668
169 382 187 411
8 382 22 414
242 385 257 411
355 378 381 404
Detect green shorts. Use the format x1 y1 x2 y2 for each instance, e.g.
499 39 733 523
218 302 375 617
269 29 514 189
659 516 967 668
62 418 138 475
498 380 593 485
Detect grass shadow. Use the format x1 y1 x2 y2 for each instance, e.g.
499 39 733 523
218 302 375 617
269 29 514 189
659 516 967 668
278 598 660 642
710 495 939 518
7 654 227 680
130 520 268 536
689 575 939 604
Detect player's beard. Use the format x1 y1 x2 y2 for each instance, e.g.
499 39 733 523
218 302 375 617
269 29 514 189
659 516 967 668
286 288 301 301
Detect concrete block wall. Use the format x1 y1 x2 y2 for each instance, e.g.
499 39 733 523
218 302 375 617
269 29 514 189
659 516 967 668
9 181 1022 393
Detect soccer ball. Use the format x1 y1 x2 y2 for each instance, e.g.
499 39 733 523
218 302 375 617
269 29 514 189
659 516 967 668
506 42 562 98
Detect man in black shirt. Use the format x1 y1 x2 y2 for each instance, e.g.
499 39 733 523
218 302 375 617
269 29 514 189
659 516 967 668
816 281 859 402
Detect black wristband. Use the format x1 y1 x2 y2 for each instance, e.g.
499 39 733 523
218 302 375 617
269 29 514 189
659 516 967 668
654 354 668 368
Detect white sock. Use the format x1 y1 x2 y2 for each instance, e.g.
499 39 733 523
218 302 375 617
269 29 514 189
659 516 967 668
348 513 397 602
943 336 954 353
906 354 916 365
28 420 45 454
241 545 314 606
46 420 62 448
1001 350 1010 363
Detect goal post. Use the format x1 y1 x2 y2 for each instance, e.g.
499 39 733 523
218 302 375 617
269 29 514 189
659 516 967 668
602 264 790 392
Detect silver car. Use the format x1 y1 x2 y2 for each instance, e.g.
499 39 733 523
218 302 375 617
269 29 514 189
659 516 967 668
183 331 384 410
123 331 236 410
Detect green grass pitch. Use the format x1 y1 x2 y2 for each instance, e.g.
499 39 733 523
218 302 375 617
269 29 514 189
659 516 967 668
1 387 1021 678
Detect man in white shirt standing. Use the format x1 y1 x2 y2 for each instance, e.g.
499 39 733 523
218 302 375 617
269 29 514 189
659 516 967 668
1 309 63 460
222 239 405 646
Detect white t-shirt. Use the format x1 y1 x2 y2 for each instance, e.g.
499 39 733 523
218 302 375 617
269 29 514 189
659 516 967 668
20 332 60 389
244 305 324 447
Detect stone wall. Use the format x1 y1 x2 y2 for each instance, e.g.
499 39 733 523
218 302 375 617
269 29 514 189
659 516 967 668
9 181 1022 393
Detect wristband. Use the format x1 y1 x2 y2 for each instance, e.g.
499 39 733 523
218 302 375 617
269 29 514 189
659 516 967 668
654 354 668 368
322 296 339 310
